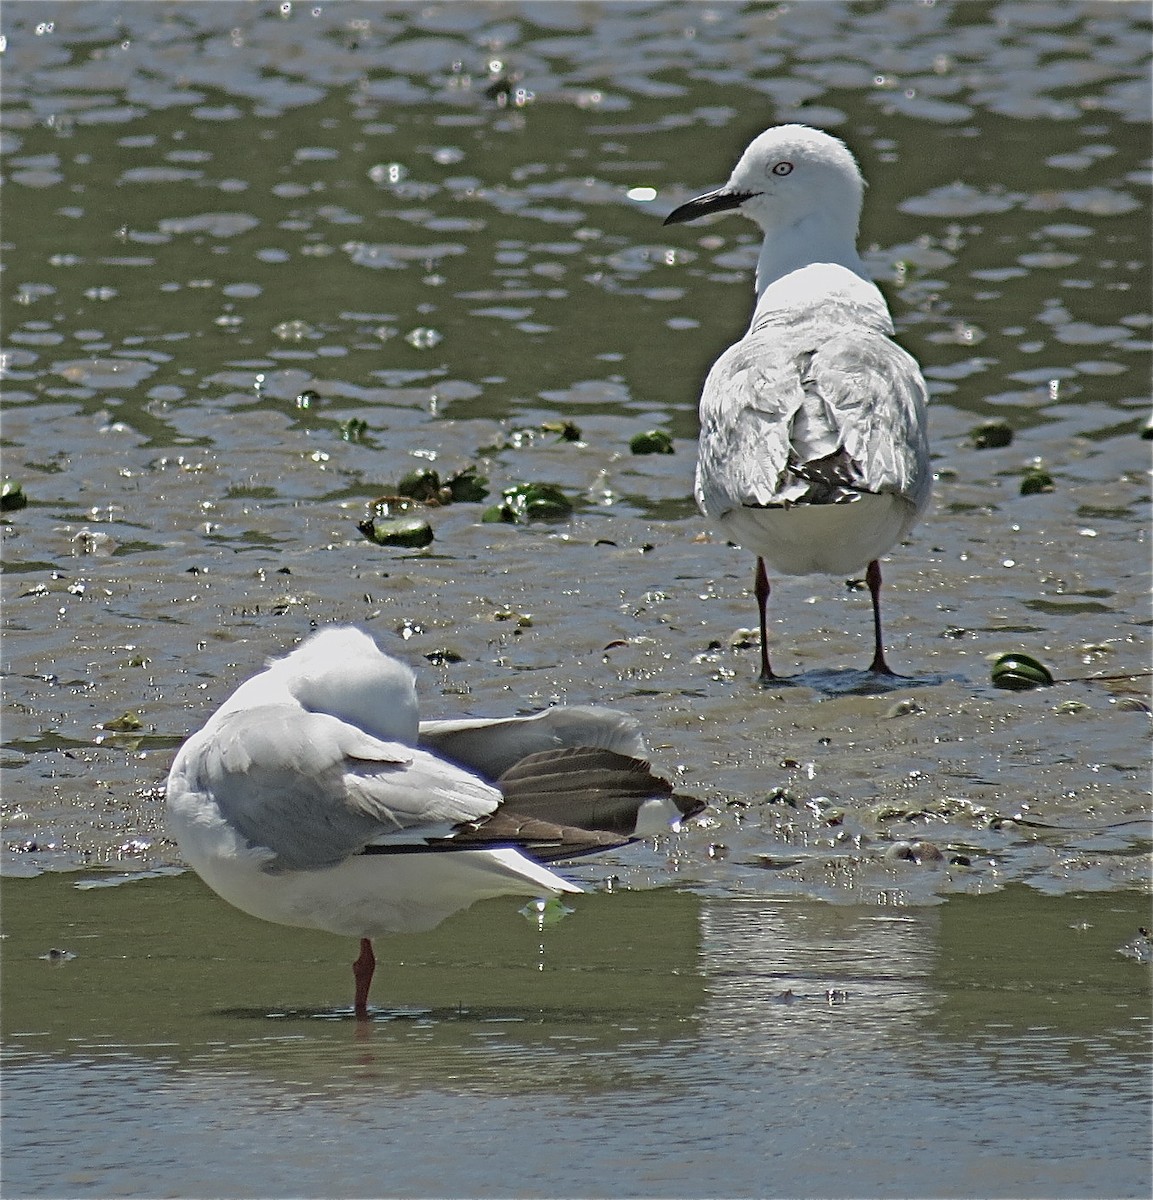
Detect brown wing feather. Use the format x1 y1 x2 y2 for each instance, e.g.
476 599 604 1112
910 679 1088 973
496 747 674 833
448 811 632 862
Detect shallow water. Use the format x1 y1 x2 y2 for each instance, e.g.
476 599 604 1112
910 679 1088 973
1 1 1151 1196
3 876 1151 1198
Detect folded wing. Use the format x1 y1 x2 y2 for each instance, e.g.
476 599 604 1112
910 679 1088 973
696 296 930 519
418 705 647 780
179 704 501 872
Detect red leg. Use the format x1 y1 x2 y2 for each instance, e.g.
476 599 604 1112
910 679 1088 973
353 937 375 1021
754 557 775 681
866 559 895 675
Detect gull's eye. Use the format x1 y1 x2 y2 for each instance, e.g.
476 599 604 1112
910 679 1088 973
771 161 794 177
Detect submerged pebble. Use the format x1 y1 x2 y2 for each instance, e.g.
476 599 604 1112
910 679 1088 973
1 480 29 511
482 482 574 523
884 840 945 865
1020 465 1056 495
969 419 1014 449
357 516 435 548
629 430 675 455
991 652 1055 690
40 948 76 963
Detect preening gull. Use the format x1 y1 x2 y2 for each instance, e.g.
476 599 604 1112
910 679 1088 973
664 124 932 680
166 625 702 1018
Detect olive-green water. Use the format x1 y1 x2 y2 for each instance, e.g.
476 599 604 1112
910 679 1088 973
3 876 1150 1197
2 2 1150 1196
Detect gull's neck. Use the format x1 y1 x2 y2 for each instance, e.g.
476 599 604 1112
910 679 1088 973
753 211 868 297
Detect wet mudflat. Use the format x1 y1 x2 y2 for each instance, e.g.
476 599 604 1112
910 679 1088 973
1 2 1150 1197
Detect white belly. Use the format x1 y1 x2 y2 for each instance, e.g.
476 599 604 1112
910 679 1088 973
716 493 916 576
168 791 578 939
190 847 579 939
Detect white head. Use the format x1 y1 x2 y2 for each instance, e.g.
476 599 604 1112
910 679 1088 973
220 625 420 744
664 124 865 245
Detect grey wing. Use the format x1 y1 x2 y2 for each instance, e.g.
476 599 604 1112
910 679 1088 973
181 705 501 871
804 329 932 510
695 323 930 515
694 334 808 518
418 705 647 782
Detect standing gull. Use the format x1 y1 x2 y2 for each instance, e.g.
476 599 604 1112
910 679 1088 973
166 625 701 1019
664 124 931 680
